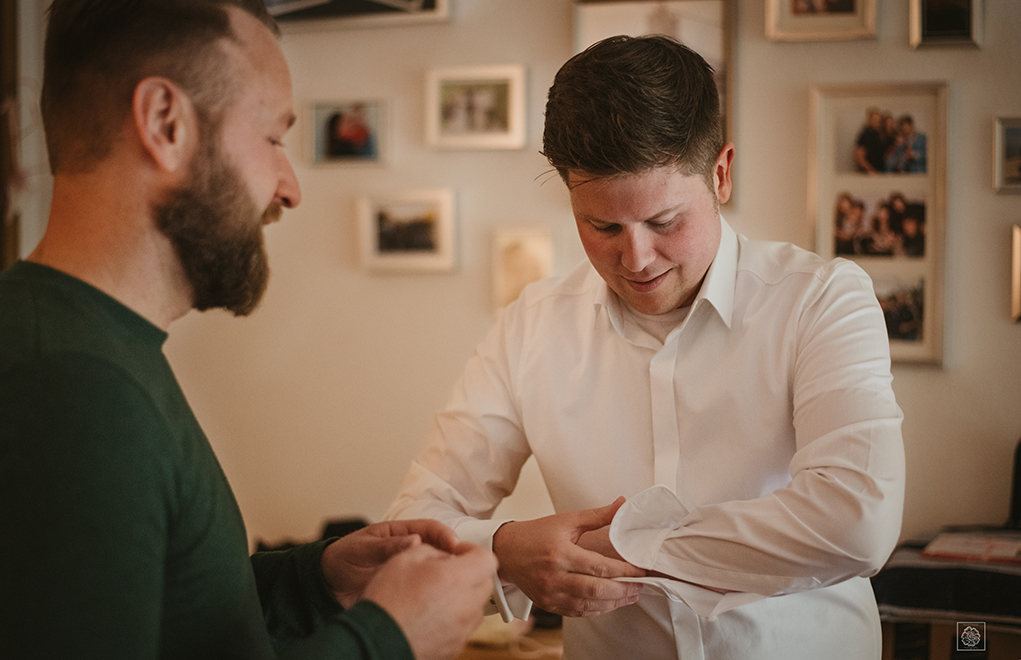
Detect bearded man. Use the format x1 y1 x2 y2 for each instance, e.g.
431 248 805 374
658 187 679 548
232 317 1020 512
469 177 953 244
0 2 495 659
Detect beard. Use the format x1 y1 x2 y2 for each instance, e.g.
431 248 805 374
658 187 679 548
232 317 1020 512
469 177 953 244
153 137 281 316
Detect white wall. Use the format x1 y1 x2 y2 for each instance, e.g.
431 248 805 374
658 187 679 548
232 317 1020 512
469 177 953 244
19 0 1015 547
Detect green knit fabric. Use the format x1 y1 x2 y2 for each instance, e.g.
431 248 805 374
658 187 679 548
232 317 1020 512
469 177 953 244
0 261 413 660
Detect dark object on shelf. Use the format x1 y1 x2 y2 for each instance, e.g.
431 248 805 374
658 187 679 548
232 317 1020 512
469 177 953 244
1009 436 1021 529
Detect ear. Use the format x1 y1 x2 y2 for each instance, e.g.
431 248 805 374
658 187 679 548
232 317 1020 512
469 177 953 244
132 77 196 174
713 143 735 205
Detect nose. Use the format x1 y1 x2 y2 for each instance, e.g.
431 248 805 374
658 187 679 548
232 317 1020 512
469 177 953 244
276 153 302 209
619 227 656 273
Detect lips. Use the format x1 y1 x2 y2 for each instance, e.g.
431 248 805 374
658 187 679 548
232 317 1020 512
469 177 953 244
623 270 668 293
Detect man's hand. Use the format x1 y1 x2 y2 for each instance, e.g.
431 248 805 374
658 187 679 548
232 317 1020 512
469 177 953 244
362 542 498 660
492 498 646 617
321 519 460 608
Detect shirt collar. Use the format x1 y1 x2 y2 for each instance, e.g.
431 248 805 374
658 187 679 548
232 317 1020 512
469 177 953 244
594 215 738 333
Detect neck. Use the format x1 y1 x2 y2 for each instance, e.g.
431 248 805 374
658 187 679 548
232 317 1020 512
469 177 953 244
29 167 193 330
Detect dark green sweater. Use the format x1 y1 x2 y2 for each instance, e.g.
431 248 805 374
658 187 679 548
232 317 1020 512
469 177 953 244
0 261 414 660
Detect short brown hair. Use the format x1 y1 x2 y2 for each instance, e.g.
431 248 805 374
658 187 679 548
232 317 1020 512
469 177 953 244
542 35 723 186
41 0 278 174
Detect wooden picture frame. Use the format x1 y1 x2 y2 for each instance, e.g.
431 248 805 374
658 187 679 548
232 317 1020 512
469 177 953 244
909 0 982 49
425 65 526 151
765 0 876 42
809 83 947 363
573 0 733 142
356 189 455 273
994 117 1021 194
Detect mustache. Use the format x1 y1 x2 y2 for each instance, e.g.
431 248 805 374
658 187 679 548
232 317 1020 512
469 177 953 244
263 202 284 224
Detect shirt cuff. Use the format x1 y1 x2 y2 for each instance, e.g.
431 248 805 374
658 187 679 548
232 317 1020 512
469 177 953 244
610 485 766 620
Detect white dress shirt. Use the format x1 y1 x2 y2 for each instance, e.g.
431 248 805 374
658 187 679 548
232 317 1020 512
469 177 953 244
386 217 905 660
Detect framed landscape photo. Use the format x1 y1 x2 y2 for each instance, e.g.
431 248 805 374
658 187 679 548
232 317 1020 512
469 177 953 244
573 0 732 141
765 0 876 42
310 100 385 165
356 189 455 273
425 65 526 150
809 83 947 363
994 118 1021 194
909 0 982 48
492 227 553 313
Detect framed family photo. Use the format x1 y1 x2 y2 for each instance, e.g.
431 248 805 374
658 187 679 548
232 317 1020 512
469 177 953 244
994 117 1021 194
491 227 553 313
765 0 876 42
310 100 385 165
909 0 982 48
424 65 526 150
573 0 732 141
809 83 947 363
356 189 455 273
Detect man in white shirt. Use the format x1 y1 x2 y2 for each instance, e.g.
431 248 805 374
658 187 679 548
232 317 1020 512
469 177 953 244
387 35 904 659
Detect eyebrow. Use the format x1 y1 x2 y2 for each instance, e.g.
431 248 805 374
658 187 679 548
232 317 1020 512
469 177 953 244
579 203 686 226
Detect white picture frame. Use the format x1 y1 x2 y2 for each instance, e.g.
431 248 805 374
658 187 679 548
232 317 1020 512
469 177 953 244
765 0 876 42
809 83 947 364
356 189 455 273
425 65 526 150
310 100 386 165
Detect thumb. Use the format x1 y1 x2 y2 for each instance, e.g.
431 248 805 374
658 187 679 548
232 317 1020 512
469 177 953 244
369 533 422 563
572 496 626 534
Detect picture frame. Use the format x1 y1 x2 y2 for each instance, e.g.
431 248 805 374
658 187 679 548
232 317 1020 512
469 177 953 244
994 118 1021 194
909 0 982 49
765 0 876 42
269 0 450 32
310 100 386 165
809 83 947 364
1012 225 1021 322
573 0 733 142
492 227 553 313
425 65 526 150
356 189 455 273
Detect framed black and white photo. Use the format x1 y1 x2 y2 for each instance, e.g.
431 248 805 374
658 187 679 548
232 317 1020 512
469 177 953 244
356 190 455 273
573 0 732 141
909 0 982 48
424 65 526 150
809 83 947 363
765 0 876 42
994 117 1021 194
310 100 385 165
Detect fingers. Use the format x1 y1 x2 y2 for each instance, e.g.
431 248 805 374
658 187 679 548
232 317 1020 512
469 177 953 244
570 497 626 536
371 519 461 553
539 574 643 617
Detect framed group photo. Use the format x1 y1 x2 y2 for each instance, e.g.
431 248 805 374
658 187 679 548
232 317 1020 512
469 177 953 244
356 189 455 273
573 0 732 141
809 83 947 363
310 100 385 165
424 65 526 150
765 0 876 42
